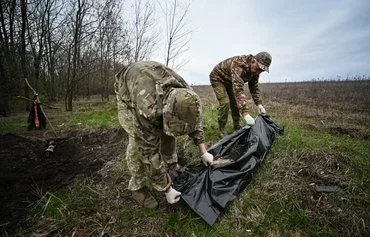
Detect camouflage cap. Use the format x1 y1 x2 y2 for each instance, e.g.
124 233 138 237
162 88 202 136
255 51 272 73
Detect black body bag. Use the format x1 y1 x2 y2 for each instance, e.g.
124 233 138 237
172 115 283 225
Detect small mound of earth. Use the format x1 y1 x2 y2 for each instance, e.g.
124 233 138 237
0 129 127 232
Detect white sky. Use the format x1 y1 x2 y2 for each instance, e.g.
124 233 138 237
151 0 370 85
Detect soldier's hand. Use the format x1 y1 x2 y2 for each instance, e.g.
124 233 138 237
165 187 181 204
244 114 255 126
201 152 214 166
258 104 266 114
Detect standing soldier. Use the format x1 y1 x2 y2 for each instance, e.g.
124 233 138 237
114 61 214 209
209 51 272 137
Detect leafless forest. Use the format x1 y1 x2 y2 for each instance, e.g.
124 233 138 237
0 0 191 115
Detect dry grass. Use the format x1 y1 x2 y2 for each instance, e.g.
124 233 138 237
260 80 370 138
3 79 369 236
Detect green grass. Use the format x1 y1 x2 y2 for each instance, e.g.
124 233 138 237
4 99 369 236
162 208 221 237
35 186 100 225
53 107 119 129
0 101 120 134
0 116 28 134
17 184 101 236
50 101 119 130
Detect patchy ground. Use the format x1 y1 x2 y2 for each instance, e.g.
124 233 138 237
0 129 127 233
0 121 368 236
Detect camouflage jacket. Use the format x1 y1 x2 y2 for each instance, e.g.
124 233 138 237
209 55 262 114
115 61 205 145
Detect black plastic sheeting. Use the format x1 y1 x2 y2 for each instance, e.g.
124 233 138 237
172 115 283 225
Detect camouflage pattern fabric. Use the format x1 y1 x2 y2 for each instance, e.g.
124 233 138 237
255 51 272 72
211 81 241 131
162 88 203 137
209 55 262 129
114 61 205 192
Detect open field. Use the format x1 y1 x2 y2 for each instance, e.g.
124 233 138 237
193 80 370 140
0 80 369 236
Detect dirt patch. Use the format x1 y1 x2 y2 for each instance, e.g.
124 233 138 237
290 150 368 235
0 129 127 233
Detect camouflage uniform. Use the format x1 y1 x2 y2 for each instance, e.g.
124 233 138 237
115 61 205 192
209 54 262 131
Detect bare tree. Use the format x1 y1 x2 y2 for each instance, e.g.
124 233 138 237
20 0 30 110
27 0 53 90
96 0 124 101
44 0 65 101
131 0 158 62
158 0 191 69
0 0 18 116
64 0 95 111
24 0 65 102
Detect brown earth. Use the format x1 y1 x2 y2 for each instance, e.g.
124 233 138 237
0 129 127 233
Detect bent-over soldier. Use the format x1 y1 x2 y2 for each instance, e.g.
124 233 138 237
115 61 214 209
209 51 272 137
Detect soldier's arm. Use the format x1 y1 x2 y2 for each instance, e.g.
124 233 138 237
189 131 213 165
230 59 249 116
190 131 214 166
188 129 205 147
248 76 262 106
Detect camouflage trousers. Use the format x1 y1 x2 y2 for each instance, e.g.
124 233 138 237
117 98 177 192
210 80 241 131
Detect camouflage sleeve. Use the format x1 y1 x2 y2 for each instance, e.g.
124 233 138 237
230 59 249 115
188 129 205 146
248 76 262 105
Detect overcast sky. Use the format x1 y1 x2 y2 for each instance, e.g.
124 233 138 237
152 0 370 85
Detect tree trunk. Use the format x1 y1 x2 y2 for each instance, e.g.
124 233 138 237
20 0 30 111
0 53 9 116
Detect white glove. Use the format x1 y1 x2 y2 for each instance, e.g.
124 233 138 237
244 114 255 126
165 187 181 204
201 152 214 166
258 104 266 114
